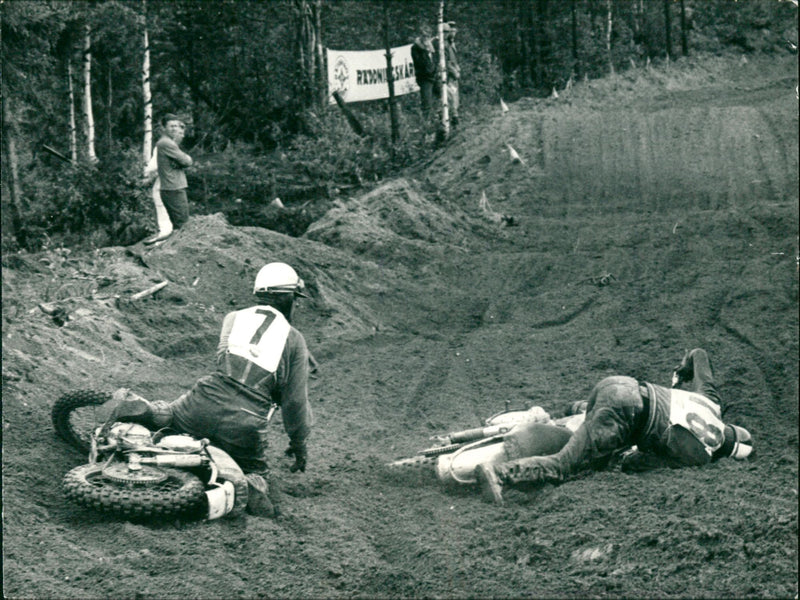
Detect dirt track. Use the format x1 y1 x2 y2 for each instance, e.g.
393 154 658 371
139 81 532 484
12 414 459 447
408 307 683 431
2 53 798 599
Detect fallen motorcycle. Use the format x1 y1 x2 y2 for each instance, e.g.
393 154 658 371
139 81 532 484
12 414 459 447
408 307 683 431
52 389 253 521
388 403 586 485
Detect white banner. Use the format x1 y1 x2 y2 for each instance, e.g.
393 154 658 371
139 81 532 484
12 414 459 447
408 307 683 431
327 44 419 104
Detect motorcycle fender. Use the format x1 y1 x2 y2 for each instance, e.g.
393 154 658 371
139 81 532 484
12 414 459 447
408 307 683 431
206 481 235 520
436 440 507 484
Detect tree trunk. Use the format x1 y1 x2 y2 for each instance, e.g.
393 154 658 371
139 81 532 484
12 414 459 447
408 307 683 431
83 22 97 163
295 2 306 100
314 0 326 107
294 0 316 108
606 0 614 75
142 0 153 164
519 1 532 87
529 1 539 87
531 0 547 89
437 0 449 139
68 59 78 163
663 0 673 59
679 0 688 56
571 0 579 74
383 0 399 146
106 66 113 153
2 95 27 247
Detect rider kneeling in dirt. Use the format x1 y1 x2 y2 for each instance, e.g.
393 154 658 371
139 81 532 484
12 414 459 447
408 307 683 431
475 348 754 505
111 262 313 518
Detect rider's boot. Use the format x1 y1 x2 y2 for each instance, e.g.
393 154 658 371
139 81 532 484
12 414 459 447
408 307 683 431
267 475 283 517
245 472 277 518
474 463 504 505
109 388 173 428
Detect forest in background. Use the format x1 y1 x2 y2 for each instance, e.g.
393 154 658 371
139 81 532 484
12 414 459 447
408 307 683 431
2 0 797 252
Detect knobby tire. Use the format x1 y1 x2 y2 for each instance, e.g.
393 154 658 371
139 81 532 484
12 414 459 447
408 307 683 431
63 464 206 519
52 389 112 454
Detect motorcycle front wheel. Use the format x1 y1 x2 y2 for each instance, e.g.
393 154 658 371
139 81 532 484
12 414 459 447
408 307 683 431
52 389 114 454
63 464 206 519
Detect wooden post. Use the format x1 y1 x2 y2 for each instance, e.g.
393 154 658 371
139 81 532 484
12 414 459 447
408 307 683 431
383 0 399 146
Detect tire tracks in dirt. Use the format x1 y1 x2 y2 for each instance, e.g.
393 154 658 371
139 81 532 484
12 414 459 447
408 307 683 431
524 101 795 214
717 305 795 428
527 294 599 329
401 248 600 431
403 351 454 430
756 105 796 200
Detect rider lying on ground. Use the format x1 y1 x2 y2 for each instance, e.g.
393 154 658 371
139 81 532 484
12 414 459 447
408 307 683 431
475 348 754 505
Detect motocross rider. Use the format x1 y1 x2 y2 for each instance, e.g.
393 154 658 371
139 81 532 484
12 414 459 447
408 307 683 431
111 262 313 518
475 348 754 505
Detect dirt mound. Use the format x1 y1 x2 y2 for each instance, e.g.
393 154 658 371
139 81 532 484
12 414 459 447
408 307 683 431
2 53 798 599
306 178 475 259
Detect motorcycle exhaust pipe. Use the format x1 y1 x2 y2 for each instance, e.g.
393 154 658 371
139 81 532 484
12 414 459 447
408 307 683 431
139 454 206 467
448 425 511 444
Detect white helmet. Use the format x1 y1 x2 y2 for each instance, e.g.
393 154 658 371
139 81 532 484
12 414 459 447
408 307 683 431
253 262 308 297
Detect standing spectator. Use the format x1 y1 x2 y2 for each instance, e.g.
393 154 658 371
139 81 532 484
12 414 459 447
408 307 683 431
411 25 436 118
141 147 173 245
155 114 193 232
442 22 460 127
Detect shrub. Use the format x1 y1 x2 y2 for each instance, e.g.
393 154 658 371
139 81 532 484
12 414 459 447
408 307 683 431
11 146 151 250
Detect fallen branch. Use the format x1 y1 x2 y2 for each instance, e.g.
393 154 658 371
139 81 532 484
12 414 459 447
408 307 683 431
130 280 168 301
576 272 617 287
332 91 368 138
37 302 58 315
42 144 74 165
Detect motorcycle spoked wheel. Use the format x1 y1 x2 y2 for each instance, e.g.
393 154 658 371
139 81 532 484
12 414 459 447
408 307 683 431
52 390 113 454
63 463 206 519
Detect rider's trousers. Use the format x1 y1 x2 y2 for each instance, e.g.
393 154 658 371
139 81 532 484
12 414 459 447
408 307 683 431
145 374 273 474
494 376 645 486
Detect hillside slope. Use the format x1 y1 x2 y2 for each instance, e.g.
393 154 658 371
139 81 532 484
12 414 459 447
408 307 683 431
2 53 798 599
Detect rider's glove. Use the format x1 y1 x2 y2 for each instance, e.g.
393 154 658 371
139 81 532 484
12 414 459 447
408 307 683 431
284 441 307 473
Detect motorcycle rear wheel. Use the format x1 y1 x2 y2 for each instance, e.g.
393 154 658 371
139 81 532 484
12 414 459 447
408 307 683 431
52 390 113 454
64 463 206 519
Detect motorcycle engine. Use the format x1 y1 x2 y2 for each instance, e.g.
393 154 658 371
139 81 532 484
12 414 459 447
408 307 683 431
485 406 551 427
107 423 153 447
157 435 205 453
